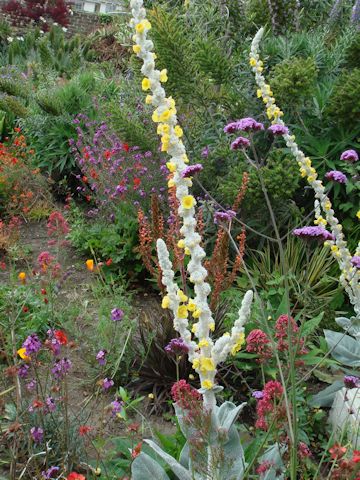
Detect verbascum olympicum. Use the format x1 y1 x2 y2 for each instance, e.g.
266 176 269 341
130 0 253 409
250 28 360 316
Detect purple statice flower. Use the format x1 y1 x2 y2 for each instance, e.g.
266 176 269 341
344 375 360 389
293 226 335 242
45 397 56 413
252 391 264 400
102 378 114 390
110 398 123 416
340 149 358 163
224 122 239 134
181 164 203 178
236 117 264 132
268 124 289 135
96 349 107 366
51 358 72 379
165 337 189 355
325 170 347 184
42 466 60 479
30 426 44 443
26 379 37 391
231 136 250 150
201 146 210 157
111 308 124 322
18 364 29 378
22 334 42 356
214 210 237 224
351 256 360 269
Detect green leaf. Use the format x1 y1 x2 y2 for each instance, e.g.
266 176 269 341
301 312 323 337
131 452 170 480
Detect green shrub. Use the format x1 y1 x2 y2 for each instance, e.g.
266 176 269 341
270 56 318 107
344 32 360 68
325 68 360 126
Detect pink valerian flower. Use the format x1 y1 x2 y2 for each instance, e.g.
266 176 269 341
255 380 285 431
325 170 347 184
246 329 272 363
351 256 360 269
214 209 236 224
47 211 70 237
165 337 189 355
275 315 307 359
268 124 289 135
30 426 44 443
171 380 202 411
231 136 250 150
181 164 203 178
256 461 274 474
299 442 312 458
293 226 335 242
340 149 358 163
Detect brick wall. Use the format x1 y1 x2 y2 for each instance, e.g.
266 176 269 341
0 0 101 36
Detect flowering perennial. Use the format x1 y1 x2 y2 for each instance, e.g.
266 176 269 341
250 27 360 315
130 0 253 409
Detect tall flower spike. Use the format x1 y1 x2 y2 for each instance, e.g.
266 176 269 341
131 0 253 408
250 27 360 315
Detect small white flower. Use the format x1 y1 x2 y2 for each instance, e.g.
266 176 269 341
62 27 68 32
7 36 13 43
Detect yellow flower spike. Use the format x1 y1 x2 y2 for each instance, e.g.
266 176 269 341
152 110 160 122
200 357 215 373
86 259 94 272
145 95 153 105
181 195 195 209
159 110 172 122
191 323 198 334
209 322 215 332
161 296 170 309
187 300 196 312
192 308 202 319
177 305 188 318
202 379 214 390
166 162 176 173
249 58 257 67
17 348 30 361
177 239 185 249
185 248 191 255
168 179 175 188
174 125 183 137
132 44 141 54
177 290 188 303
159 69 168 82
230 332 246 355
142 78 151 91
198 339 209 348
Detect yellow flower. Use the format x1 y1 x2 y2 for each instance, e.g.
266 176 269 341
181 195 195 209
182 154 189 164
257 89 262 98
86 259 94 272
357 210 360 220
18 271 26 282
17 348 30 361
192 358 200 369
161 295 170 309
177 239 185 249
249 57 257 67
174 125 183 137
314 216 327 226
202 379 213 390
132 44 141 54
191 323 198 333
142 78 151 91
148 393 154 399
231 332 246 355
209 322 215 332
152 110 160 122
192 308 202 319
168 97 176 108
199 357 215 373
135 19 151 33
159 110 172 122
177 305 188 318
168 179 175 188
159 69 168 82
177 290 188 303
185 247 191 255
198 339 209 348
145 95 153 104
187 300 196 312
166 162 176 173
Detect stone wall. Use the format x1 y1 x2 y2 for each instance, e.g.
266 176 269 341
0 0 102 36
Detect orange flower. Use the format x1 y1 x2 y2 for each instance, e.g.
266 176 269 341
17 348 30 361
54 330 68 345
131 441 142 459
67 473 86 480
18 272 26 284
85 259 94 272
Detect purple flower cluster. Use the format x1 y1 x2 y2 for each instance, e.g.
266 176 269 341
30 426 44 444
26 379 37 391
102 378 114 390
22 334 42 356
51 358 72 379
45 397 56 413
181 164 203 178
344 375 360 389
110 398 123 416
340 149 358 163
224 117 264 134
96 349 107 366
230 136 250 150
351 256 360 269
325 170 347 184
111 308 124 322
293 226 335 242
252 391 264 400
42 466 60 479
165 337 189 355
268 124 289 136
214 209 236 224
18 364 29 378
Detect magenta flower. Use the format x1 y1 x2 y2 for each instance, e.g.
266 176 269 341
102 378 114 390
325 170 347 184
110 398 123 416
30 426 44 443
230 136 250 150
181 164 203 178
26 379 37 391
236 117 264 132
111 308 124 322
224 121 239 134
51 358 72 379
201 146 210 157
165 337 189 355
293 226 334 242
214 210 236 224
268 124 289 135
344 375 360 389
96 349 107 366
18 364 29 378
351 256 360 269
45 397 56 413
252 391 264 400
340 149 358 163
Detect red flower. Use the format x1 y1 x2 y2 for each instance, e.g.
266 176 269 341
353 450 360 463
41 289 47 295
133 178 141 190
82 176 88 183
22 306 29 313
32 399 44 409
122 143 130 152
106 259 113 266
131 441 142 459
67 473 86 480
329 444 347 460
85 195 91 202
14 127 21 133
79 425 92 436
104 150 112 159
0 262 6 270
54 330 68 345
